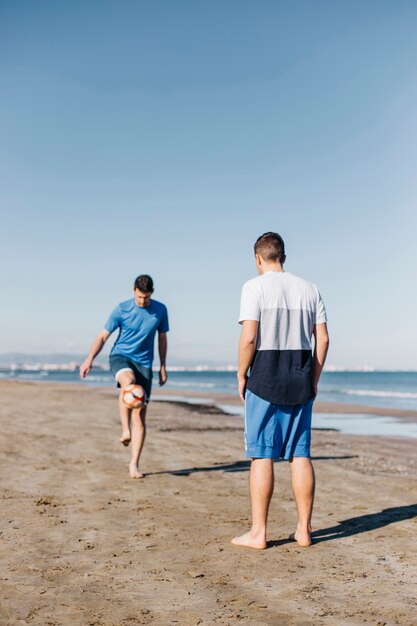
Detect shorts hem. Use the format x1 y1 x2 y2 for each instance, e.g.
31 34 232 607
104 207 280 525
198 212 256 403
245 447 311 460
246 452 278 460
115 367 135 383
245 445 278 460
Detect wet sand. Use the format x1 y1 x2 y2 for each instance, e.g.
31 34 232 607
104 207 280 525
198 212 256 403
152 387 417 421
0 380 416 625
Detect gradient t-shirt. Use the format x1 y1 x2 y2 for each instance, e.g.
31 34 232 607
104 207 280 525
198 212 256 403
239 271 327 405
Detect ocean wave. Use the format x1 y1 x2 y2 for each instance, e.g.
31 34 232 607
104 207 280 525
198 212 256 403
344 388 417 399
169 381 216 389
14 373 46 380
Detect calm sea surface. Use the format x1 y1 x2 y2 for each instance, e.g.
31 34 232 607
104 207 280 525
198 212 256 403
3 369 417 412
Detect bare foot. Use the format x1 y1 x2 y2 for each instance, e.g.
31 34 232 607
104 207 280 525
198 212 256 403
129 462 144 479
120 431 131 446
289 530 312 547
231 530 266 550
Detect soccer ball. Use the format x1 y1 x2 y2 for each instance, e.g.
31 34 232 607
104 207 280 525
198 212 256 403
122 384 145 409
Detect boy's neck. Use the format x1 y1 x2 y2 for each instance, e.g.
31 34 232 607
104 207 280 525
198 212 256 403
259 261 284 275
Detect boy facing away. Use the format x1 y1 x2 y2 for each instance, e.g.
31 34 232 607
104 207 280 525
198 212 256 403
232 232 329 549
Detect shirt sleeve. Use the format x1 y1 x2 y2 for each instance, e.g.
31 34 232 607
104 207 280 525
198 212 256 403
158 305 169 333
238 281 261 324
315 289 327 324
104 305 121 334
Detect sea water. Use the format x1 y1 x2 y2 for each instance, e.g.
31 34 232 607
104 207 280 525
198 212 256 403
2 369 417 410
2 368 417 437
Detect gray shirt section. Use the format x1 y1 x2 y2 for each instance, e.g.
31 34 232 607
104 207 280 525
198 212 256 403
257 308 316 351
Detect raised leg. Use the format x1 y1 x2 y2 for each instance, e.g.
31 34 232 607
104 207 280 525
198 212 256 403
289 457 315 547
231 458 274 549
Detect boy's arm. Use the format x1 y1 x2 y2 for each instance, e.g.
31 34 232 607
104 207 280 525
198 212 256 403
158 332 168 386
312 323 329 398
237 320 259 402
80 329 111 378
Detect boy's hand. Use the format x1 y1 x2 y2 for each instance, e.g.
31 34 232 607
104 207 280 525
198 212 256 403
80 359 93 378
237 374 247 403
159 365 167 386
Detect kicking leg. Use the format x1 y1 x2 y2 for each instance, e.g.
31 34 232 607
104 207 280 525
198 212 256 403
289 457 315 547
129 405 147 479
231 458 274 549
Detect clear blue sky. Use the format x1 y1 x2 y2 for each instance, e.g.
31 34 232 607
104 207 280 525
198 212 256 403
1 1 416 368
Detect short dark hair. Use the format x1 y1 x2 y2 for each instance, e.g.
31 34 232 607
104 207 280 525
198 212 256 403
134 275 154 293
254 232 286 264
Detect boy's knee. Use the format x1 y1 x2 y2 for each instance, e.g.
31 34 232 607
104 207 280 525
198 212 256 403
133 407 147 424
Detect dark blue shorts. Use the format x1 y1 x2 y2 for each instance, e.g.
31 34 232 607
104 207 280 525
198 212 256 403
109 354 153 400
244 390 313 460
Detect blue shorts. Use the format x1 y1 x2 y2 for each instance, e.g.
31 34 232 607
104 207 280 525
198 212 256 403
244 390 313 460
109 354 153 400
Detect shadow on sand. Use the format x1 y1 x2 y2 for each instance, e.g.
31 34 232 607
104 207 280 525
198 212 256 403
145 455 358 477
144 458 416 548
311 503 417 543
267 504 417 548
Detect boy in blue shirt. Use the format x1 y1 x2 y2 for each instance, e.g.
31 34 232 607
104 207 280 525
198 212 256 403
80 275 169 478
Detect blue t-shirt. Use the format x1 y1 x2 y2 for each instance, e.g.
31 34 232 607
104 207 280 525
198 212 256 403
104 298 169 368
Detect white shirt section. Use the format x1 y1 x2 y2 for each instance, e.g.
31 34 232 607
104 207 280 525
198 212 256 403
315 289 327 325
239 280 261 322
238 272 327 351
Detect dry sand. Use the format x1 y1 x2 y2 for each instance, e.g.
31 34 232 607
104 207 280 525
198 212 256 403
0 380 416 626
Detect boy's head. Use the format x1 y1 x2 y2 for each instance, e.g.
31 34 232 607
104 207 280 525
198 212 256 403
254 232 286 265
134 275 154 293
133 275 154 308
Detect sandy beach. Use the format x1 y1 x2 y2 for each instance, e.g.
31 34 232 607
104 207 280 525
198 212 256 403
1 380 416 626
